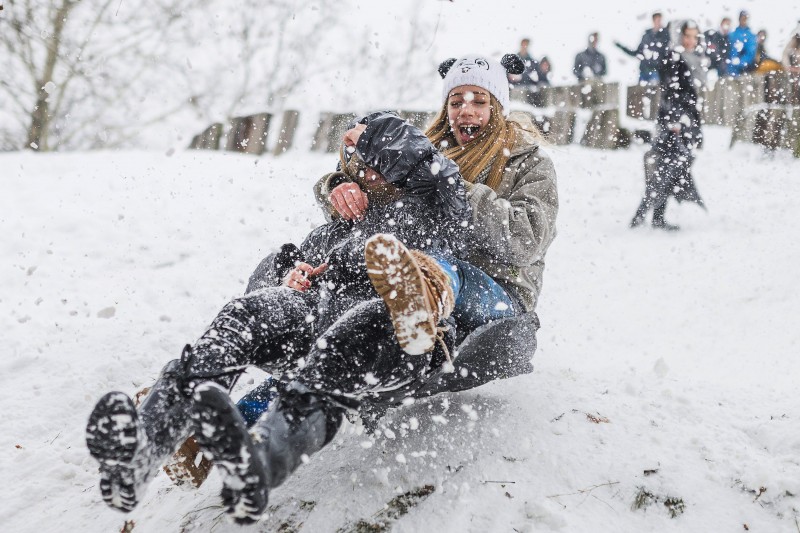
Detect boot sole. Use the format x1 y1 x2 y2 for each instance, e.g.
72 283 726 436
365 234 435 355
85 392 140 512
191 383 268 525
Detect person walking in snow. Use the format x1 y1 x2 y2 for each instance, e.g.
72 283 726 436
630 21 707 231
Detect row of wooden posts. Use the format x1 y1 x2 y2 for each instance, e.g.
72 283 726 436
189 73 800 156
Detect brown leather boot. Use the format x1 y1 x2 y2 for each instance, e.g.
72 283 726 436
365 234 455 355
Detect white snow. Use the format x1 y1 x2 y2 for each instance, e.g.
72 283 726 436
2 126 800 532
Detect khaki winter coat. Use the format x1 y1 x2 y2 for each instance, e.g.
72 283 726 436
460 114 558 312
314 113 559 312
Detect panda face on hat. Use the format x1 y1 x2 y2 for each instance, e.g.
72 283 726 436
440 54 524 116
455 57 491 73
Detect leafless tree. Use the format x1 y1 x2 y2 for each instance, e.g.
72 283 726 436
0 0 205 150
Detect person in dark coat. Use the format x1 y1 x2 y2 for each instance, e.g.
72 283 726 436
615 11 670 84
573 32 607 81
705 17 732 77
84 111 475 518
630 21 707 231
508 37 542 87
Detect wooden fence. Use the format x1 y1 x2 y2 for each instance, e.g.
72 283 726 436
188 74 800 157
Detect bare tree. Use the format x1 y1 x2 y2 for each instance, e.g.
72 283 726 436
0 0 440 151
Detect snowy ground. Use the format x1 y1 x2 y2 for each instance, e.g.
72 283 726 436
2 128 799 532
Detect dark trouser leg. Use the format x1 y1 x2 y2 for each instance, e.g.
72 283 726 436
191 379 345 524
192 300 455 522
184 287 316 389
86 358 194 512
631 149 659 226
86 286 314 511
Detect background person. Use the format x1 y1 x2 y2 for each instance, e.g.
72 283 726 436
728 10 757 76
705 17 732 77
573 32 608 81
614 11 670 84
630 21 707 231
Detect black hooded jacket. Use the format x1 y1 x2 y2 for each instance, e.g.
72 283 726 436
248 112 471 332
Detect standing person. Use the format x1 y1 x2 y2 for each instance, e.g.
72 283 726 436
508 38 544 106
538 56 553 86
508 37 541 87
754 29 783 73
614 11 670 84
705 17 732 77
782 23 800 74
630 21 707 231
728 10 757 76
573 32 608 81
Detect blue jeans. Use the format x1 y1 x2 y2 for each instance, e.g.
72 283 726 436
430 254 518 332
639 70 660 84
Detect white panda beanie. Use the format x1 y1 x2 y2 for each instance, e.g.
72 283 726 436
441 55 514 115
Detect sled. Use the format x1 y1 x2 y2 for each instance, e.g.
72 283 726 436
414 311 539 398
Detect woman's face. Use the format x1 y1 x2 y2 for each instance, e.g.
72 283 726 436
446 85 492 146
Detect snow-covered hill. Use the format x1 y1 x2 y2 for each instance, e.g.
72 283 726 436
2 128 799 532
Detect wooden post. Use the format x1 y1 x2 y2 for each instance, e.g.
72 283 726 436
580 108 621 150
226 113 271 155
311 113 333 152
325 113 358 153
188 123 223 150
549 110 576 145
753 108 785 150
397 110 437 131
272 110 300 156
721 77 741 127
730 109 759 147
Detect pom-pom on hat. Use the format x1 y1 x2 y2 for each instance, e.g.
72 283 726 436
439 54 524 116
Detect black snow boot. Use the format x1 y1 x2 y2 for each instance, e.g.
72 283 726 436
629 201 648 228
191 382 344 524
652 202 679 231
86 357 194 512
191 383 269 524
652 218 680 231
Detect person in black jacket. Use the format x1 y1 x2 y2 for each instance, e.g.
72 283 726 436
573 32 607 81
705 17 732 77
85 112 473 519
630 21 707 231
615 12 670 84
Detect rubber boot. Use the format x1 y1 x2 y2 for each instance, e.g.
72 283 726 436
365 234 455 355
191 382 343 524
86 357 193 512
629 200 648 228
651 203 679 231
